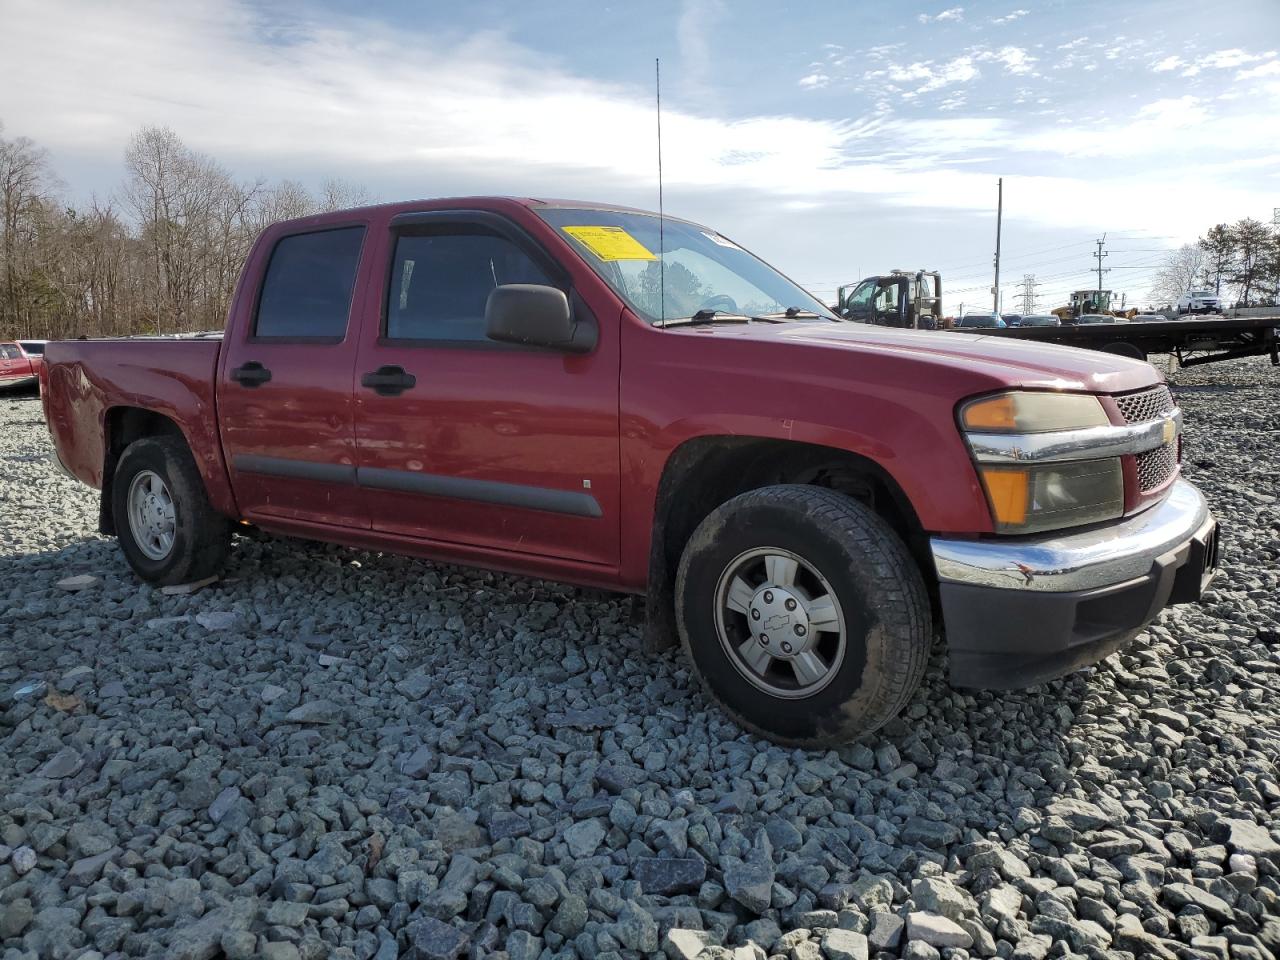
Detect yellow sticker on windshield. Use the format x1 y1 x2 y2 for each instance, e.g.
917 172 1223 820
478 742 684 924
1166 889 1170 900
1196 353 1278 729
562 225 658 262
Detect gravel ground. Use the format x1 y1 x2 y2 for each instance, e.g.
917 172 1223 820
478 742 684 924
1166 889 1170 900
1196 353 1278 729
1 358 1278 960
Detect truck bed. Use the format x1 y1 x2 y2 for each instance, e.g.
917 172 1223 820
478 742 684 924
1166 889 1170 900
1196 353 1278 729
42 336 236 517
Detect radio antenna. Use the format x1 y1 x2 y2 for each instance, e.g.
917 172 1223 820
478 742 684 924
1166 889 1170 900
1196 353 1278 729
656 57 666 328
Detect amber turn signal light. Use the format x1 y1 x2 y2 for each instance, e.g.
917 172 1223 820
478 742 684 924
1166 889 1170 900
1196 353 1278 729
977 467 1030 526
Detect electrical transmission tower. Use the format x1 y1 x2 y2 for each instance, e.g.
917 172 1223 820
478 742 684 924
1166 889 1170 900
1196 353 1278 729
1018 274 1040 314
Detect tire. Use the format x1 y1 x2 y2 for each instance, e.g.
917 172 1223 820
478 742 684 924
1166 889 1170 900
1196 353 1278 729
675 484 931 746
1102 342 1147 361
111 436 232 585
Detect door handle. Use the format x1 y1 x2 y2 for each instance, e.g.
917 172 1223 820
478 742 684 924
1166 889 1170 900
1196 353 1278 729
361 365 417 396
231 361 272 387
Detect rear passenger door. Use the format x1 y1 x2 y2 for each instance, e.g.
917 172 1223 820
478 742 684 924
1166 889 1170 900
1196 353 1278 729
218 223 372 528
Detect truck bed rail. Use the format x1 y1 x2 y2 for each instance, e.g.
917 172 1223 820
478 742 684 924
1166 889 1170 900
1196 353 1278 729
974 315 1279 367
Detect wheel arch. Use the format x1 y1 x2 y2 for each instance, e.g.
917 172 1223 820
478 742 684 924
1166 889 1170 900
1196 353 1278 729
643 435 935 651
99 407 191 535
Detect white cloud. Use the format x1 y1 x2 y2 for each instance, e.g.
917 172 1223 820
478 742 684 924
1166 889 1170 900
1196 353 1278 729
1152 55 1183 72
979 46 1037 75
1180 48 1276 78
992 9 1029 24
0 0 1275 251
676 0 726 106
1058 36 1088 50
1199 48 1270 69
799 73 830 90
917 6 964 24
876 55 981 94
1238 60 1280 79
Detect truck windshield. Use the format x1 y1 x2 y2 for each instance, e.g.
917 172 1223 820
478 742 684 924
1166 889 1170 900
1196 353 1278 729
536 207 836 325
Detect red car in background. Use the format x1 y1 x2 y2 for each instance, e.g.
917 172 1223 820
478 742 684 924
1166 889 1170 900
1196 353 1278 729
0 340 43 391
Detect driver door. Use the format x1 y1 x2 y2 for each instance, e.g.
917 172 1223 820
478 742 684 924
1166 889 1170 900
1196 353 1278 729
841 281 877 323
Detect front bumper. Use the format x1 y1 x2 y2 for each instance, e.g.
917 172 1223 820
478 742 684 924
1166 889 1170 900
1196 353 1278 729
931 479 1218 688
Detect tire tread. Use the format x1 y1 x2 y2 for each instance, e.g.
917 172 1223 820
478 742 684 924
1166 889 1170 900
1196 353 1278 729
112 436 231 585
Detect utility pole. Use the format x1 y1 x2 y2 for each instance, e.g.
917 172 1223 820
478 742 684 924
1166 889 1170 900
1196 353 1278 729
1272 207 1279 303
1018 274 1039 314
1093 234 1109 291
992 178 1003 313
1093 233 1110 309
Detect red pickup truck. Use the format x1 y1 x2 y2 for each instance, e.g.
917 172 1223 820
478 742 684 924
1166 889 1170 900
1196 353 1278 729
42 197 1219 745
1 339 42 390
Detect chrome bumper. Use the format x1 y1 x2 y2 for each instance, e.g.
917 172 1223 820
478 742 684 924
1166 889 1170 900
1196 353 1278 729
931 479 1214 593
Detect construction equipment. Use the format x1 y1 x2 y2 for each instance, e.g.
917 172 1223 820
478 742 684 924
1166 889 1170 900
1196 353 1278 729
1051 289 1138 323
834 270 945 329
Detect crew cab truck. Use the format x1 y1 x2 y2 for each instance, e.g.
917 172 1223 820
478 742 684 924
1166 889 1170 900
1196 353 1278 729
42 197 1219 746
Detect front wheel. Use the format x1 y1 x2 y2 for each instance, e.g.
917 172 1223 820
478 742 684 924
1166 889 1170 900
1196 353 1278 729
675 485 931 746
111 436 232 585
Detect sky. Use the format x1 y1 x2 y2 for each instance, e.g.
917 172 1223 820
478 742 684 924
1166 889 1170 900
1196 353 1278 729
2 0 1279 314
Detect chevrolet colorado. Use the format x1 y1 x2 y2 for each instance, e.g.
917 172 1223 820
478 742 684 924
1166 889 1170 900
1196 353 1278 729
42 197 1219 745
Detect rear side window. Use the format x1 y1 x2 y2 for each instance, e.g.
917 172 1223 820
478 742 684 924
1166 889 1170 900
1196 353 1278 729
0 344 18 360
386 229 553 342
255 227 366 339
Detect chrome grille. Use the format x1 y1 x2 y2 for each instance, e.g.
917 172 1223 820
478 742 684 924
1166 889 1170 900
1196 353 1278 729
1114 385 1174 424
1136 441 1177 491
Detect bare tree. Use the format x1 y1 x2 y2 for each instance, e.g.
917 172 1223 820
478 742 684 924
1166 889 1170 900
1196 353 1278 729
1149 243 1206 305
2 121 381 339
318 177 374 212
0 126 61 337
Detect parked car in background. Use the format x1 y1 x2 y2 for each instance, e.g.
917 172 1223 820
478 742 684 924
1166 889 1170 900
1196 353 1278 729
1077 314 1117 325
957 313 1006 328
19 340 46 379
1018 314 1061 327
1177 290 1222 315
1131 313 1168 323
41 196 1219 745
1001 314 1023 327
1 340 40 391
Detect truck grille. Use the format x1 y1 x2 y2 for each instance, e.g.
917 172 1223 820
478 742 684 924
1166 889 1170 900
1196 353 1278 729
1113 385 1174 424
1136 441 1177 491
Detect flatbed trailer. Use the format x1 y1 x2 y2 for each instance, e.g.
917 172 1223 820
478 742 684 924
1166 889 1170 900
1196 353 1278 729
974 315 1279 367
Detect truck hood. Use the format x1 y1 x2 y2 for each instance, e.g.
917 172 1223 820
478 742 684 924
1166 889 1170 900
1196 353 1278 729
672 321 1160 393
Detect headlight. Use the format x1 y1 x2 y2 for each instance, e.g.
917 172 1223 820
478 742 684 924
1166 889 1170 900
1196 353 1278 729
960 391 1125 534
961 391 1109 433
976 460 1124 534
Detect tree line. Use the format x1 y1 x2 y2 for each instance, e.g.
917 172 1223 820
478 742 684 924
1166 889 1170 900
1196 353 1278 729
0 122 372 340
1150 218 1280 308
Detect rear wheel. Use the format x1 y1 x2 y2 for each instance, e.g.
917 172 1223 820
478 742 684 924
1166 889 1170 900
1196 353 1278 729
675 484 931 746
112 437 231 585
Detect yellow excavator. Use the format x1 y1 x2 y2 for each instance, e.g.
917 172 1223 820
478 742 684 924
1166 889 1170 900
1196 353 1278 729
1051 289 1138 323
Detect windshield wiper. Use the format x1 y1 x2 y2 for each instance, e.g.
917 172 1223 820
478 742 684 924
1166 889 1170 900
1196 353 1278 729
663 309 752 326
750 306 841 322
690 309 751 323
664 309 797 327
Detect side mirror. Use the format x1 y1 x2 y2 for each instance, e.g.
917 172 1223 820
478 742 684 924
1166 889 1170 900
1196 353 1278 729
485 284 596 353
